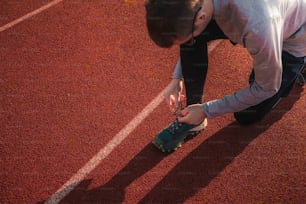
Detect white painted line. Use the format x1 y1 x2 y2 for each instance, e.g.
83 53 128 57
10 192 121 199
44 40 222 204
0 0 63 32
44 89 165 204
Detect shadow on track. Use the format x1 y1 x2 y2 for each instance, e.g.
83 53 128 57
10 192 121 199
59 143 164 203
139 86 303 203
38 86 303 203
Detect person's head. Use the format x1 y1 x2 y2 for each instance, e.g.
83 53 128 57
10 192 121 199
145 0 213 48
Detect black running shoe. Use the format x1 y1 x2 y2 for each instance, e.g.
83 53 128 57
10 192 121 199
152 118 207 152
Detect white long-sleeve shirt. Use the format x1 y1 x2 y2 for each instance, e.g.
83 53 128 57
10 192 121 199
173 0 306 118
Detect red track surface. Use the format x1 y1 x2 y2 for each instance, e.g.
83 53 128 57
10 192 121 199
1 1 305 203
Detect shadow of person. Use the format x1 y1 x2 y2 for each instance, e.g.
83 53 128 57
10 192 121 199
58 143 165 203
139 85 303 203
38 85 303 204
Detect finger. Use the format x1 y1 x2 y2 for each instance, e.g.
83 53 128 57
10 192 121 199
169 94 177 113
177 115 189 123
164 97 171 111
177 108 190 123
179 94 186 109
180 108 189 116
179 80 184 92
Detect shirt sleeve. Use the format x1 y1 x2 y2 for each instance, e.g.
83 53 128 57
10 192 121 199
203 19 284 118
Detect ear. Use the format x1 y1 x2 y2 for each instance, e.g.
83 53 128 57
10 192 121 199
195 10 206 25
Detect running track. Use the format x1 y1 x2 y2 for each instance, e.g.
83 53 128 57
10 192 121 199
1 1 305 203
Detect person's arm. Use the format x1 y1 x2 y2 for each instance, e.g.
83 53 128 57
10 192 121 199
172 57 183 79
161 58 184 113
203 19 283 118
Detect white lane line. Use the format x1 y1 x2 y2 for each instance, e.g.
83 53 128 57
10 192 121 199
0 0 63 32
44 89 166 204
44 40 222 204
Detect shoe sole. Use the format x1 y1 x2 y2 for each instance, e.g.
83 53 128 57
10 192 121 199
152 119 208 153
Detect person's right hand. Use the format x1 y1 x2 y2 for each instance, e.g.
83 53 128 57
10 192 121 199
163 79 185 114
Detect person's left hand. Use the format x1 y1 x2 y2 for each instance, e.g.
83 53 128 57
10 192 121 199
177 104 207 125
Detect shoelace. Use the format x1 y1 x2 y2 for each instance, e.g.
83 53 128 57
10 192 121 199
167 118 183 135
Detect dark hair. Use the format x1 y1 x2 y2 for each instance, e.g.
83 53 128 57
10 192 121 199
145 0 202 48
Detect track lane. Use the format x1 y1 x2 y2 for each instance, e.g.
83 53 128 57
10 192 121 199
1 1 305 204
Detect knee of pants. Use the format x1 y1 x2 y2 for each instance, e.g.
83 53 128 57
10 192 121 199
233 110 265 125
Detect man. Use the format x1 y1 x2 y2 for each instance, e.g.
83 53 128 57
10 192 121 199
145 0 306 152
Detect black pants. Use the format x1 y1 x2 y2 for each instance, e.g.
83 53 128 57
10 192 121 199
180 20 305 125
180 20 228 105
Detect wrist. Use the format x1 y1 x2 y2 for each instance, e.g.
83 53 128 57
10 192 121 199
200 103 207 116
202 103 211 119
